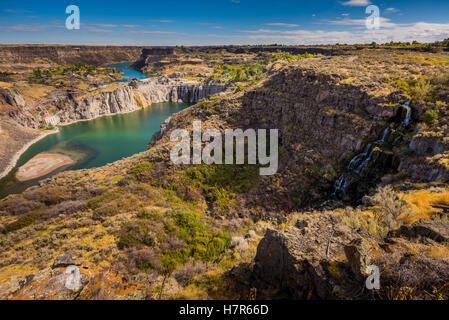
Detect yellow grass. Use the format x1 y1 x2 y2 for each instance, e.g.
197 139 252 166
76 83 124 101
0 264 39 283
0 81 12 88
400 188 449 223
427 246 449 260
17 83 53 104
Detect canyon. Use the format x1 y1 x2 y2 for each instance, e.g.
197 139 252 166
0 70 229 181
0 45 448 300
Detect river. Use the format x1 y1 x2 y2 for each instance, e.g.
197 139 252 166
0 63 189 198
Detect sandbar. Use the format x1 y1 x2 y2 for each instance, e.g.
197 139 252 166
16 153 75 181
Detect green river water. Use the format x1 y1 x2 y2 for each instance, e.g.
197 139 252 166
0 63 189 198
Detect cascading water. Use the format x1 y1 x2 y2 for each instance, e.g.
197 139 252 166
332 100 412 199
403 100 412 128
392 135 402 146
380 127 391 142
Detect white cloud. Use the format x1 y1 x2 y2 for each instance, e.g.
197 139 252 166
148 19 176 23
236 21 449 45
341 0 371 7
2 23 61 32
240 28 288 34
3 9 32 13
385 8 399 13
342 13 350 16
84 26 113 33
322 17 398 28
264 23 299 27
92 23 119 28
128 30 184 35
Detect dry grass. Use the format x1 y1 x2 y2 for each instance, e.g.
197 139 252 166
400 188 449 223
16 83 53 104
427 246 449 260
0 81 12 88
0 264 40 283
76 83 124 101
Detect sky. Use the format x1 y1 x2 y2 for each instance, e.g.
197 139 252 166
0 0 448 45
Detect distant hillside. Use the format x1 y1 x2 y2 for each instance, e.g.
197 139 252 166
0 45 146 70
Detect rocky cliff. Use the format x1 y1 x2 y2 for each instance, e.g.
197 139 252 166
0 45 145 67
53 77 228 124
244 214 449 299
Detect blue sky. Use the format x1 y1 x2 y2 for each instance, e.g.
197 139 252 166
0 0 448 45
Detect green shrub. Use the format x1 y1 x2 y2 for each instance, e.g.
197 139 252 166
4 212 41 233
117 221 158 249
234 84 245 93
393 80 410 93
409 79 434 102
394 78 434 102
184 164 258 208
169 208 205 240
87 191 121 209
422 109 439 124
130 161 155 181
184 231 231 262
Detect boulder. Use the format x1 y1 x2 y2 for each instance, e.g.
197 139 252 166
52 253 75 269
252 214 360 299
344 238 382 281
387 219 449 243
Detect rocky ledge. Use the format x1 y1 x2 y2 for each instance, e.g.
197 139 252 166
236 214 449 299
0 253 149 300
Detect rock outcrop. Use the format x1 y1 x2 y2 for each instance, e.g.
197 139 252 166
130 77 228 105
0 45 145 67
0 253 149 300
53 78 227 124
56 85 140 123
251 214 362 299
248 214 449 299
0 88 39 128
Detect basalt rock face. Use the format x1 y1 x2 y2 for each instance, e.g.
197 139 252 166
225 66 404 206
131 47 178 70
0 45 145 66
131 76 228 105
56 86 140 123
251 214 361 299
240 68 396 163
53 77 227 124
248 215 449 300
398 135 449 182
0 88 39 128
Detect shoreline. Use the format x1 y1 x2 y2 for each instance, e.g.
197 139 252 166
0 128 59 180
0 103 155 181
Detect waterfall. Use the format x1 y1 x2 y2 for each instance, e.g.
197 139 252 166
332 173 352 197
392 135 401 145
380 127 391 142
347 153 365 171
331 100 413 199
403 100 412 128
